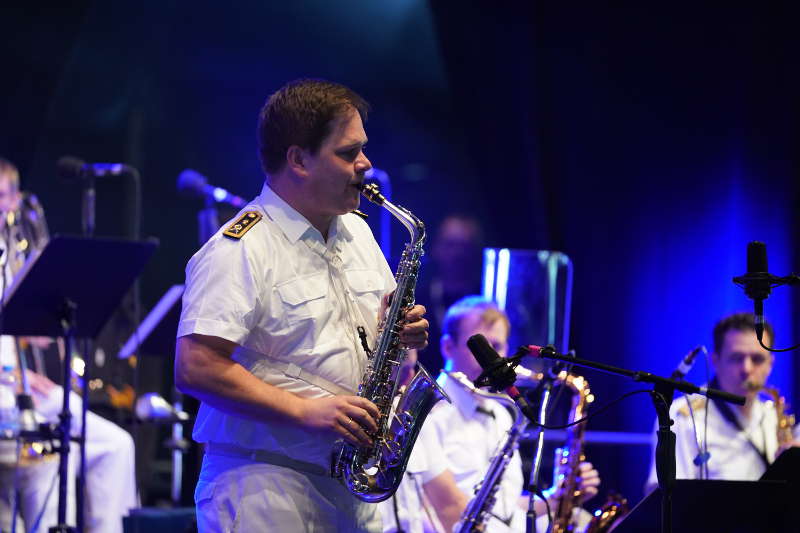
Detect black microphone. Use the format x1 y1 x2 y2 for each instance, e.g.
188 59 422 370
57 155 134 180
669 345 706 380
747 241 771 342
177 169 246 208
467 334 539 422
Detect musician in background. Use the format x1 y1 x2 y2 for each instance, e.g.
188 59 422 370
415 214 485 375
383 296 600 533
0 157 137 533
645 312 800 491
175 79 429 532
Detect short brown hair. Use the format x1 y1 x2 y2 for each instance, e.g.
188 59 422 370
0 157 20 192
442 296 510 342
257 79 370 175
713 311 774 353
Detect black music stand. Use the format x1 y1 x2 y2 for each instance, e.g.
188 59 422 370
612 479 791 533
760 446 800 486
1 235 157 532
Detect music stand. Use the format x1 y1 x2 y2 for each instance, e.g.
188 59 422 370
760 447 800 485
1 235 157 532
117 284 187 505
612 479 791 532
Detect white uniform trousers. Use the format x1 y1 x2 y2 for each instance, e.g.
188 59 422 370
195 451 381 532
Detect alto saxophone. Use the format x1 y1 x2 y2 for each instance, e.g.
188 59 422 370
761 386 796 448
550 372 628 533
331 183 450 503
450 371 539 533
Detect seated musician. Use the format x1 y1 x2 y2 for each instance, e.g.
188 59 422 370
382 296 601 533
645 312 800 491
0 157 137 533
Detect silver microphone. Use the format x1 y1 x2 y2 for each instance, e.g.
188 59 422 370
670 345 706 380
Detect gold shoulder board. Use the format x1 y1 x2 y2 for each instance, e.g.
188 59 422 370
223 211 262 240
351 209 368 220
677 396 707 417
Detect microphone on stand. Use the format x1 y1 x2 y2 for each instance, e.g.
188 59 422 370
467 334 539 422
743 241 771 342
57 156 135 180
670 345 706 381
177 169 246 208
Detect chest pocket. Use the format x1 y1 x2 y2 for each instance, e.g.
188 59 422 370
344 269 385 311
275 272 328 325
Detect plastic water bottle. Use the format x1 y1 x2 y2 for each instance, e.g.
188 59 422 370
0 364 20 463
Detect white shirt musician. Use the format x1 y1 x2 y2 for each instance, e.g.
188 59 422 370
645 312 800 492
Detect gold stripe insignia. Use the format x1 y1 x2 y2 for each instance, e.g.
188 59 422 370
223 211 263 240
351 209 368 220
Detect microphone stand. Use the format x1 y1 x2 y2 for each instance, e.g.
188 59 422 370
525 377 553 533
528 345 744 533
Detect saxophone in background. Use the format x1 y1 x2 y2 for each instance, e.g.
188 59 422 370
762 385 796 448
450 370 539 533
331 183 450 503
550 372 628 533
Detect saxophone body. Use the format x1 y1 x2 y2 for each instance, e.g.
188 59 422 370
451 371 539 533
551 372 628 533
331 183 450 503
762 385 796 448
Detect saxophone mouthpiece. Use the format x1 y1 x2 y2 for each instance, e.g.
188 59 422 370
360 183 386 205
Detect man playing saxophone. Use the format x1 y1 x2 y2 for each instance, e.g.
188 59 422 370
175 79 429 532
645 312 800 491
383 296 601 533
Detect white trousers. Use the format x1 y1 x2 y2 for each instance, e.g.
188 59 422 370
0 389 138 533
196 451 381 533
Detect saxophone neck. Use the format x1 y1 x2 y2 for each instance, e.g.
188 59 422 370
360 183 425 244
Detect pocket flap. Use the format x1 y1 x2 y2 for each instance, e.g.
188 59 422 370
276 274 327 306
344 269 385 293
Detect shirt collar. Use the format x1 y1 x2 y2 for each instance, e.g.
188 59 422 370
256 182 354 245
437 371 490 420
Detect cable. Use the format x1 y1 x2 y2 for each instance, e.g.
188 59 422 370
533 487 552 533
758 337 800 353
525 389 653 430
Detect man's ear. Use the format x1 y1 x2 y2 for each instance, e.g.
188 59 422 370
285 145 309 176
441 334 455 358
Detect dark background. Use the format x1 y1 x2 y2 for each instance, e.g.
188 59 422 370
2 0 798 510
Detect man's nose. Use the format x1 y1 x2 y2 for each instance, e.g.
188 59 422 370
356 152 372 173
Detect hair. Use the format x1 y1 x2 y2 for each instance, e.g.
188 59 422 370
712 311 774 354
442 295 510 342
257 78 370 175
0 157 20 192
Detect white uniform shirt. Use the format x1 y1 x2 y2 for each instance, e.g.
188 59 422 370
178 182 396 470
645 392 795 492
414 372 525 533
380 418 447 533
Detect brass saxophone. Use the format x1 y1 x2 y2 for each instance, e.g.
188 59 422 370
762 386 796 448
450 370 540 533
331 183 450 503
550 372 628 533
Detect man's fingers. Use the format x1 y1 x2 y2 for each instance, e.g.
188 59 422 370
349 397 381 422
348 405 379 433
338 417 373 447
404 304 427 322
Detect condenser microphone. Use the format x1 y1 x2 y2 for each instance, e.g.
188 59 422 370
467 334 538 422
57 156 134 180
670 345 706 380
746 241 771 342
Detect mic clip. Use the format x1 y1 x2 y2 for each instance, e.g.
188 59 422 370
474 351 522 392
